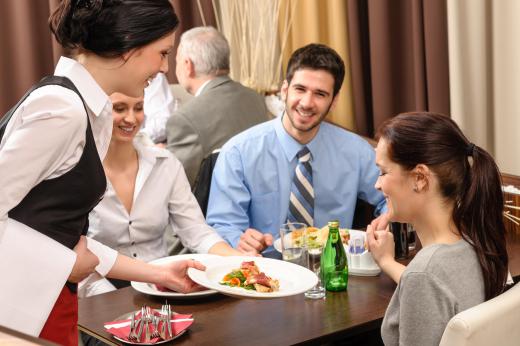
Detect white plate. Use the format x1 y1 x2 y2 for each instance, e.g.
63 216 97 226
187 256 318 299
131 254 219 298
273 229 366 253
349 267 381 276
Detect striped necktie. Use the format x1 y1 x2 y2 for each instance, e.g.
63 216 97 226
287 146 314 226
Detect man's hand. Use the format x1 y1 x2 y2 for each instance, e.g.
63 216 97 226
237 228 273 255
68 236 99 283
157 259 206 294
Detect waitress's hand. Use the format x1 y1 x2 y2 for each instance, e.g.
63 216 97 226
366 225 395 268
157 259 206 294
68 236 99 283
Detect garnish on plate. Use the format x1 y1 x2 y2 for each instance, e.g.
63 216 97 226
220 261 280 292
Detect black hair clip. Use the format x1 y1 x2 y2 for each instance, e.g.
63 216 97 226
466 143 475 156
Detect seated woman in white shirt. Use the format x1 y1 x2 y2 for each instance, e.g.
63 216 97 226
82 91 242 296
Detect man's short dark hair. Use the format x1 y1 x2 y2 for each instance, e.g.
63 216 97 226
285 43 345 97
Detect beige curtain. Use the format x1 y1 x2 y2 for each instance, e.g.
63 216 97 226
213 0 287 94
280 0 355 130
447 0 520 175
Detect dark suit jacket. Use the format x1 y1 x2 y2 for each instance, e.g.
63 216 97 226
166 75 268 186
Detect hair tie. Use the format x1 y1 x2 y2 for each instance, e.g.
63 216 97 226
466 143 475 156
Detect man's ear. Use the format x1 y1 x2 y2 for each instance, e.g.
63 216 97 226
280 80 289 101
186 58 196 78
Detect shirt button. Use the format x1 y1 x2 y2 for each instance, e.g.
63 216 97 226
131 241 135 246
129 221 132 225
133 253 137 257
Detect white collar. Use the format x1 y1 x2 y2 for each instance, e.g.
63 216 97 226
54 56 111 117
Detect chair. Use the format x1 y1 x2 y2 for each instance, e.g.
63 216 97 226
439 283 520 346
192 149 220 217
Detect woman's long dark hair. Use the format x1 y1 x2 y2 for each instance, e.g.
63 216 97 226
49 0 179 57
377 112 508 300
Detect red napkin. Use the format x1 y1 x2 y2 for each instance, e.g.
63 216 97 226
104 311 193 343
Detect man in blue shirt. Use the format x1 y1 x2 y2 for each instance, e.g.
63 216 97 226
206 44 387 254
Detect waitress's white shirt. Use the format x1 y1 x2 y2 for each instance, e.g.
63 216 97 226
0 56 117 336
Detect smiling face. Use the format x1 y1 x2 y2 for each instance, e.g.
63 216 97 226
374 138 419 223
110 92 145 143
280 69 338 144
119 32 175 97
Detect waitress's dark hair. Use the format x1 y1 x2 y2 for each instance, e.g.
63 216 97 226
377 112 508 300
49 0 179 57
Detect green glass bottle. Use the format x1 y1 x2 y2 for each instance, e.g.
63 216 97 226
320 220 348 291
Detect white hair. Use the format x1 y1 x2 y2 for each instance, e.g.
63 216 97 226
178 26 230 77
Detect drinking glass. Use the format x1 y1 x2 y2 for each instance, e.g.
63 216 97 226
407 224 416 252
305 240 326 299
279 222 308 267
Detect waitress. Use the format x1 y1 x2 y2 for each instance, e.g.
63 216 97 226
0 1 203 345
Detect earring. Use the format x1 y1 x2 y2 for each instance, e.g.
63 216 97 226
413 185 419 192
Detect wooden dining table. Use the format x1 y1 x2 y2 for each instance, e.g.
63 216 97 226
79 271 397 346
79 230 520 346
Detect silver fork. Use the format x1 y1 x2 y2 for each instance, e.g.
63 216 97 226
150 314 161 339
159 305 168 340
166 304 173 339
136 306 146 342
144 306 152 343
128 312 138 342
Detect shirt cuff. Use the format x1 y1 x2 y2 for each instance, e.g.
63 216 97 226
194 232 225 254
86 237 118 276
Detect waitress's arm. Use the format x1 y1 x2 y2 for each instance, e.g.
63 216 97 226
85 237 206 293
107 252 206 294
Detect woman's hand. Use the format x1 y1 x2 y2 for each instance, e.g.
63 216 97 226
156 259 206 294
366 225 406 283
366 225 395 268
69 236 99 283
369 212 390 232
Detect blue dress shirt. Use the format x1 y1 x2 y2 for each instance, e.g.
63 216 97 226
206 116 386 249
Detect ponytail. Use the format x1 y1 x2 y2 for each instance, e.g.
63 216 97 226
454 145 508 300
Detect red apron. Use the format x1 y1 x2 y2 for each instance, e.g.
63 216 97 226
39 285 78 346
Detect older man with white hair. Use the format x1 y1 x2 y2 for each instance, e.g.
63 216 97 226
166 26 268 187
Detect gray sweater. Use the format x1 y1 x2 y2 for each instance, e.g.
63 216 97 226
381 239 485 346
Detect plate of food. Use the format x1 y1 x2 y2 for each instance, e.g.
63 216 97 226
131 254 219 298
273 226 364 252
187 256 318 299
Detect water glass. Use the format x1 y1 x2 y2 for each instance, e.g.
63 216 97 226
407 224 416 252
305 243 326 299
279 222 308 267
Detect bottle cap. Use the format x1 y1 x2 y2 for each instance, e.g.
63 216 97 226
328 220 340 228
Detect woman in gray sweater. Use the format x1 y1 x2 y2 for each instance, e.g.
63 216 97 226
367 112 508 346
